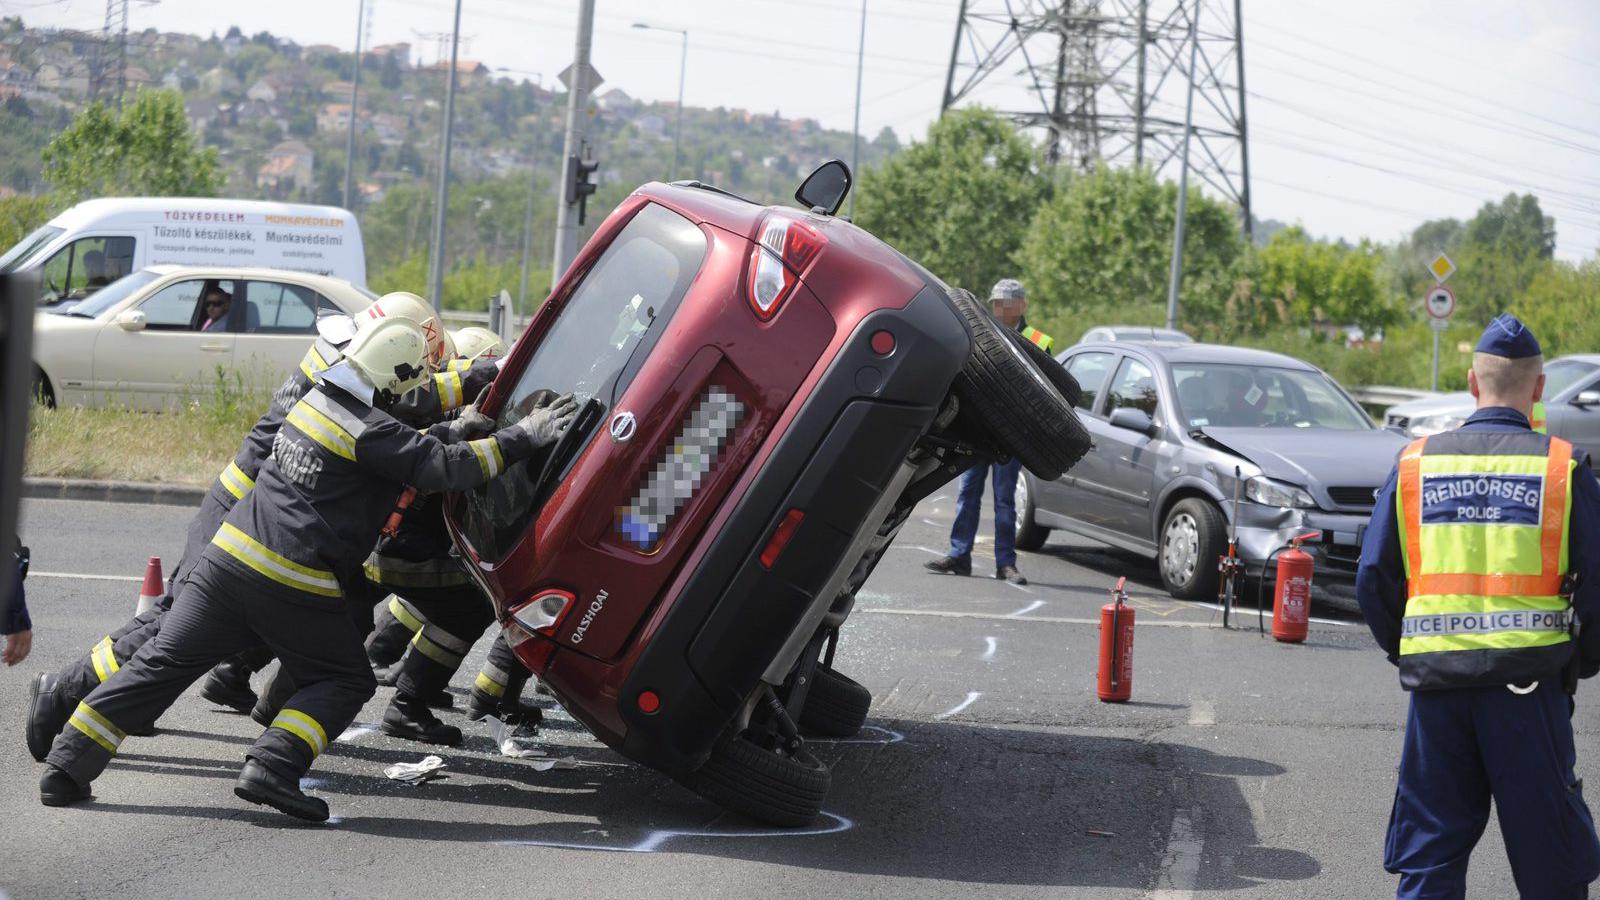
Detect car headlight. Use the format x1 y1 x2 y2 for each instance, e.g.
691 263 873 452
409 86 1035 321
1244 476 1316 509
1405 414 1464 437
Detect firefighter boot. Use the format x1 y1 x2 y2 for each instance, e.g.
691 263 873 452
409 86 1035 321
381 694 462 746
199 658 258 714
39 766 91 807
234 758 328 823
465 692 543 728
26 673 72 763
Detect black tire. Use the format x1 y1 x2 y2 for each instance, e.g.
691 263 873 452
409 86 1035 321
799 666 871 738
1158 497 1226 600
31 367 54 408
1006 327 1081 408
946 288 1091 481
684 734 831 827
1014 472 1050 552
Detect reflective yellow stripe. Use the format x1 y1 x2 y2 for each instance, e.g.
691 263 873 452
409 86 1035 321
411 630 465 666
1405 593 1569 617
1402 629 1571 655
447 358 473 373
212 523 343 598
271 708 329 756
298 343 334 381
286 401 357 461
218 460 256 501
69 702 125 752
474 671 507 698
468 438 504 479
364 562 472 588
385 595 428 632
1532 401 1547 434
434 371 465 410
90 636 120 683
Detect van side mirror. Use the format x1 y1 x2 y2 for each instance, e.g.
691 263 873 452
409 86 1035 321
115 309 146 332
795 160 852 216
1574 390 1600 408
1109 406 1157 436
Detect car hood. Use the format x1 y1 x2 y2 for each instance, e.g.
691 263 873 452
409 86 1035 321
1198 426 1408 488
1385 391 1472 420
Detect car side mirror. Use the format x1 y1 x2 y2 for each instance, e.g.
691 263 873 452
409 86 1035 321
1574 390 1600 408
114 309 146 332
794 159 852 216
1109 406 1157 436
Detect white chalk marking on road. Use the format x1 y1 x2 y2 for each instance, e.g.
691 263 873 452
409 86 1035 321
30 571 141 582
1179 598 1351 627
337 723 379 742
1187 699 1215 727
981 636 998 661
920 518 941 528
934 691 982 719
1006 599 1046 617
810 725 906 745
1004 581 1035 594
857 605 1362 630
895 545 946 557
497 811 855 853
1148 807 1204 900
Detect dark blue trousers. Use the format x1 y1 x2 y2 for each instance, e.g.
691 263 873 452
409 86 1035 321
1386 679 1600 898
947 458 1021 569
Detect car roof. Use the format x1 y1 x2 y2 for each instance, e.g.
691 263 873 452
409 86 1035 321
48 197 354 230
139 264 365 293
1555 354 1600 366
1069 339 1320 371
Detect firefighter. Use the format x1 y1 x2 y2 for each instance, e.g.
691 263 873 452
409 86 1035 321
39 315 578 821
463 632 541 724
1356 313 1600 899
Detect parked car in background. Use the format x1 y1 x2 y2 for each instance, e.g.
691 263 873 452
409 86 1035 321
1384 354 1600 459
32 265 375 409
1016 340 1407 602
0 197 367 306
1078 325 1193 344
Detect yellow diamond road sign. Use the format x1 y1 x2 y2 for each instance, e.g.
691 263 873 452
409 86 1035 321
1428 253 1455 283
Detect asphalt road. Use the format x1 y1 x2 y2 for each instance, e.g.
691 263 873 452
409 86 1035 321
2 494 1594 898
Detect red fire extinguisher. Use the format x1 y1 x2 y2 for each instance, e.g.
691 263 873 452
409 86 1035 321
1270 531 1321 644
1098 576 1135 702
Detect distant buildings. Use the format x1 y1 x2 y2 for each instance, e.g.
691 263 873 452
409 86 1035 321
256 139 314 195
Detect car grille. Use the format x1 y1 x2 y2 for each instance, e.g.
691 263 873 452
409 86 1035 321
1327 486 1379 508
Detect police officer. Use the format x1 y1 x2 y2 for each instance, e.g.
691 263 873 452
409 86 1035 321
1357 313 1600 898
924 278 1053 585
39 316 575 822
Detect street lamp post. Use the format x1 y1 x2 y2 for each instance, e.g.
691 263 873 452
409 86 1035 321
342 0 365 211
632 22 688 180
427 0 464 312
849 0 867 218
498 68 544 320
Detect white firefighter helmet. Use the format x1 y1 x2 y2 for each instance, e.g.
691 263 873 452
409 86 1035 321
315 313 358 347
364 291 449 372
343 317 430 398
451 326 507 362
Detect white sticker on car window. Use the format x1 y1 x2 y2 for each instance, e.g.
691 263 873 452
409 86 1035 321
1190 417 1209 427
1244 384 1263 406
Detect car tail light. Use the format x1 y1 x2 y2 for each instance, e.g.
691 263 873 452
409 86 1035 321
511 589 575 636
616 386 746 552
747 215 824 320
760 508 805 568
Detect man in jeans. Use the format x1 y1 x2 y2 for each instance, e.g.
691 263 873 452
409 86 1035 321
924 278 1052 586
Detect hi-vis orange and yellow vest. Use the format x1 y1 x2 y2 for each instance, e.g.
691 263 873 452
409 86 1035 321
1395 429 1576 690
1532 400 1548 434
1020 325 1054 353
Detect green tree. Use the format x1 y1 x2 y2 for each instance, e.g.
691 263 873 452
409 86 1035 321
854 107 1046 295
1016 165 1243 331
40 89 223 203
1231 227 1399 337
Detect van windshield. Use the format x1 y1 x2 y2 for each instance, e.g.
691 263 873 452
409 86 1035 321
456 202 708 561
0 225 63 273
59 269 163 318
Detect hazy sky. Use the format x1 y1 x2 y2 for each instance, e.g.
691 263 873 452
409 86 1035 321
17 0 1600 262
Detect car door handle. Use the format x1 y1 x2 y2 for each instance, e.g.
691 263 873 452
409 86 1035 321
200 343 229 352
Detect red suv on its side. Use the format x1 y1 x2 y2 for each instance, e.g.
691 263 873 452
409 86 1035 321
445 163 1087 825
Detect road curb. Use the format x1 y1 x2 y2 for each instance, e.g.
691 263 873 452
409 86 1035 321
24 477 205 507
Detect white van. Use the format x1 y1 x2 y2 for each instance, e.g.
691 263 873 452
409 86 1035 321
0 197 367 305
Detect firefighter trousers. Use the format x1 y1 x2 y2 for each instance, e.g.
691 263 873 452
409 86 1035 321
366 592 431 668
469 631 531 710
383 583 496 700
46 555 376 787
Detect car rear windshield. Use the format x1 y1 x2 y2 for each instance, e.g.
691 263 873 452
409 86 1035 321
457 202 708 561
1173 363 1371 430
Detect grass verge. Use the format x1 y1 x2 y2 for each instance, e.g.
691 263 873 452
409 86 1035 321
25 371 269 485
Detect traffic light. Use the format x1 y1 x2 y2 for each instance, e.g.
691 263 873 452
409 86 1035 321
565 154 600 225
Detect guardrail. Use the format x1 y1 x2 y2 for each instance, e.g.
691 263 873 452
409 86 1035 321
1347 385 1436 408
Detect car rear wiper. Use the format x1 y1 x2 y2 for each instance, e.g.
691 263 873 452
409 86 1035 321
526 397 606 510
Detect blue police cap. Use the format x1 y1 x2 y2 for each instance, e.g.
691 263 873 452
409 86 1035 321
1475 313 1542 359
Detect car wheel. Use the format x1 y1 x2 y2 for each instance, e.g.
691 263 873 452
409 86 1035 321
945 288 1091 481
1159 498 1224 600
1014 473 1050 552
799 666 871 738
30 367 54 408
684 733 831 827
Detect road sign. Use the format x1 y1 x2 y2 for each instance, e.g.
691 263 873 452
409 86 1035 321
1428 253 1456 283
558 61 604 94
1425 284 1456 320
1429 317 1450 332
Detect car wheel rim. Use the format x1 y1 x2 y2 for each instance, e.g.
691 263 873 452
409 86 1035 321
1162 512 1199 586
1014 477 1029 535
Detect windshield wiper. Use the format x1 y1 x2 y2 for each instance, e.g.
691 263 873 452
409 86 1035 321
526 397 606 509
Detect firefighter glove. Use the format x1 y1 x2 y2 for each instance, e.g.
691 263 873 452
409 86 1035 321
511 393 579 446
445 406 496 442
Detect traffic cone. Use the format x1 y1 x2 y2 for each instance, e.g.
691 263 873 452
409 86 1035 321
135 557 163 615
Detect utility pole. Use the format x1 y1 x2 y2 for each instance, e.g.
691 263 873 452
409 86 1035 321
1164 0 1200 332
848 0 867 217
551 0 597 284
426 0 464 313
342 0 366 211
1233 0 1253 239
517 152 539 316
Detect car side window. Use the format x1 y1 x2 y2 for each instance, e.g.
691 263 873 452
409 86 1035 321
315 292 343 316
139 280 207 329
1107 357 1158 416
1064 351 1114 413
38 236 136 302
241 281 318 334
